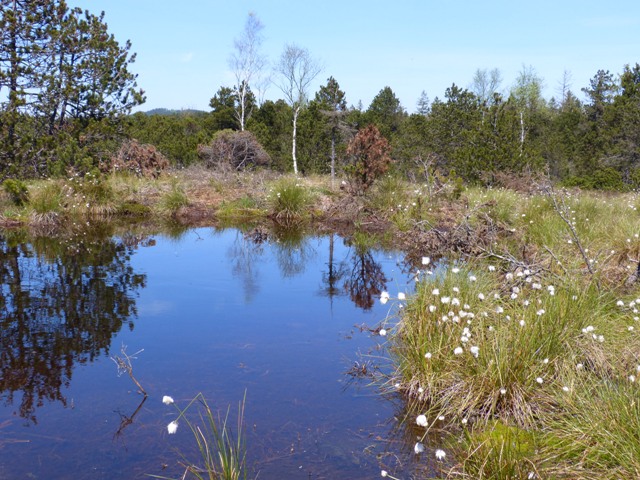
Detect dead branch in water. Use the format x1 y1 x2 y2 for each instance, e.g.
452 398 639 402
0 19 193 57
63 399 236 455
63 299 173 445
111 344 147 396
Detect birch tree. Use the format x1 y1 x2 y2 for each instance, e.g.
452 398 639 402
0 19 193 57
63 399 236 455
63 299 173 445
274 44 321 174
228 12 266 131
470 68 502 105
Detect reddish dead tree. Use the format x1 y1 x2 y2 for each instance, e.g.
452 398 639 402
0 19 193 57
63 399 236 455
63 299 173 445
346 124 392 194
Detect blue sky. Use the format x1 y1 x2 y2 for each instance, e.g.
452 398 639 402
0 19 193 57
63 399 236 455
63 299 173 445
68 0 640 113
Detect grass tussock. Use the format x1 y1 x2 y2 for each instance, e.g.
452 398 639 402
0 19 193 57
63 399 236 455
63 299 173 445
160 181 190 214
268 176 312 225
155 393 247 480
386 258 640 477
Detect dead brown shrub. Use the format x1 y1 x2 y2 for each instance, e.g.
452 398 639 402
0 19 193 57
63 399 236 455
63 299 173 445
103 139 169 178
198 129 270 171
345 124 392 195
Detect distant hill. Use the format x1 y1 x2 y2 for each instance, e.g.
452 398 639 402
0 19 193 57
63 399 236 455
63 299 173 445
143 108 208 116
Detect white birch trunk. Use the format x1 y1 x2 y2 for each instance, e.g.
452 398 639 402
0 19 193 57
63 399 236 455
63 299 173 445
292 106 299 175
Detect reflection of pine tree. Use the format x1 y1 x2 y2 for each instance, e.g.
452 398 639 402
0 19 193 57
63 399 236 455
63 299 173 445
343 250 387 310
0 232 146 423
319 234 348 305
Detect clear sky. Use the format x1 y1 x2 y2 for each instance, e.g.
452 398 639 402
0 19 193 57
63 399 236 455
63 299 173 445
67 0 640 113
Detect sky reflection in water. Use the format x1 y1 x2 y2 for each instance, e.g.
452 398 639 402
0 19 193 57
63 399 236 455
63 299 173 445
0 226 431 479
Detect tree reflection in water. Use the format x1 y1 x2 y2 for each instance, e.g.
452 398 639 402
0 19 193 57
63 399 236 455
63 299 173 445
0 229 147 423
228 229 267 303
228 228 387 311
319 234 348 304
272 226 317 278
343 244 387 310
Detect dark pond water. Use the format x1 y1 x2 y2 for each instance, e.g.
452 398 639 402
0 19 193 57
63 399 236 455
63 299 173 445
0 226 439 479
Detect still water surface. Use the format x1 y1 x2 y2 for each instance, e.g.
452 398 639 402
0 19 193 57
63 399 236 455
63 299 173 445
0 226 435 479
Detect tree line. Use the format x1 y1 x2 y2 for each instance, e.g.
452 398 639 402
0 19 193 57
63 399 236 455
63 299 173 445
2 5 640 190
130 63 640 190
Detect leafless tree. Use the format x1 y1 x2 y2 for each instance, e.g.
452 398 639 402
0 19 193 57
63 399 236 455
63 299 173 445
273 44 322 174
557 69 573 107
228 12 266 130
470 67 502 105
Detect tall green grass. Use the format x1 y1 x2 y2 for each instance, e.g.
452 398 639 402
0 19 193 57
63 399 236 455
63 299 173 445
155 393 247 480
268 177 311 225
388 257 640 478
160 182 189 214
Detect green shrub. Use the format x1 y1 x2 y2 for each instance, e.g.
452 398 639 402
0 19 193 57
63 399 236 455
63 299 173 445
3 179 29 206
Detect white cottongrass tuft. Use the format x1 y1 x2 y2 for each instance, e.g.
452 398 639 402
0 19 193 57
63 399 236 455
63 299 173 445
536 377 544 384
470 346 479 358
435 449 446 460
432 288 440 296
416 414 428 427
162 395 174 405
414 442 425 454
454 346 464 355
428 305 437 313
425 352 432 359
381 470 388 477
398 292 406 300
478 293 485 300
167 420 178 434
380 291 390 304
379 329 387 336
452 267 460 273
422 256 430 265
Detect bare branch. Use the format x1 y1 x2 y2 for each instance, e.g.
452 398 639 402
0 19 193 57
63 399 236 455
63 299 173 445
228 12 266 130
111 344 147 396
